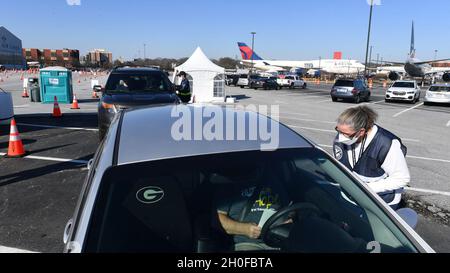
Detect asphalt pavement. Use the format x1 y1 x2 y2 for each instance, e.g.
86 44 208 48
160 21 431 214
0 73 449 253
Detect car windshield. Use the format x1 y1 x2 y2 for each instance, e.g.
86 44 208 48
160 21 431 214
334 80 354 87
105 72 172 94
429 86 450 92
392 82 415 88
84 148 418 253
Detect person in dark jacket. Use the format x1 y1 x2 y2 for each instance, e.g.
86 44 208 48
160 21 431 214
333 106 410 210
177 71 192 103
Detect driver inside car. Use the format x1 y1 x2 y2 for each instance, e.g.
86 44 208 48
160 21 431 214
215 169 292 252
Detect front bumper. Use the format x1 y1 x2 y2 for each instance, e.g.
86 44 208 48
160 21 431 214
385 93 415 101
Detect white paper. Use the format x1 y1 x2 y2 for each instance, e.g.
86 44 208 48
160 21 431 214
258 209 277 228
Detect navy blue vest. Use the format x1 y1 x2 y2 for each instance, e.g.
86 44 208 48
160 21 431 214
333 126 407 203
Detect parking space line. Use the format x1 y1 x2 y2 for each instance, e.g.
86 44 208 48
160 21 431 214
317 145 450 164
17 123 99 132
13 104 29 108
282 116 336 125
0 152 89 165
393 103 424 117
406 155 450 164
286 124 335 133
281 112 310 117
316 99 331 103
406 187 450 197
0 246 38 253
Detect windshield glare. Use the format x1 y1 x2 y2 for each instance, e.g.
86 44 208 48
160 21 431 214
429 86 450 92
105 73 172 93
392 82 415 88
84 148 417 253
334 80 354 87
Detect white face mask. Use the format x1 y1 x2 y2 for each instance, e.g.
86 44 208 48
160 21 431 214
338 133 360 146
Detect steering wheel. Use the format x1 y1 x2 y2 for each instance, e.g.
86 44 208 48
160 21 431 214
261 203 321 248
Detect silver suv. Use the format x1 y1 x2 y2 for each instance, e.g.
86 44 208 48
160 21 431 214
63 105 433 253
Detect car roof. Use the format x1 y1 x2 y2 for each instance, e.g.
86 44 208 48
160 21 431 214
116 105 313 165
112 67 161 73
430 83 450 87
394 80 416 83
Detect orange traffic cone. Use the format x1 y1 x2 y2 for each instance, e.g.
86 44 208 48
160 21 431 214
53 96 62 118
7 118 26 158
22 87 29 98
92 90 99 99
71 95 80 109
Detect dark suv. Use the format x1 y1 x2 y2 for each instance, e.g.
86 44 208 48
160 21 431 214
331 78 370 104
97 67 179 140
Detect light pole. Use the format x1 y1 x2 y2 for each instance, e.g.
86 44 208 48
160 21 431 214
364 0 374 78
144 43 147 60
434 50 438 61
318 56 322 78
369 45 373 71
251 32 256 74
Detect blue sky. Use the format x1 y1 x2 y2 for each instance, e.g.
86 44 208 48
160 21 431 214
2 0 449 61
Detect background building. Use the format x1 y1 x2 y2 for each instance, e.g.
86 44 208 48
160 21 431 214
41 48 80 68
85 49 113 67
0 26 25 69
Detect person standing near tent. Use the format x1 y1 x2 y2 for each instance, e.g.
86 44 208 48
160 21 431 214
176 71 192 103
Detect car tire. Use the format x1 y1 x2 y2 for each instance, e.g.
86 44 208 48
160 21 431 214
385 99 390 103
354 95 361 104
332 97 338 102
302 83 307 89
240 86 244 89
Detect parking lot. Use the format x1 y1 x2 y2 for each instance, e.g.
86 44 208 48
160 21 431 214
1 73 450 253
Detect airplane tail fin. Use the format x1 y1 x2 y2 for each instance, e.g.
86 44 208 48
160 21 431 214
410 21 416 58
237 42 263 61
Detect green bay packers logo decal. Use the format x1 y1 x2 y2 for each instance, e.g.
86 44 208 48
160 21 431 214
136 186 164 204
334 146 343 161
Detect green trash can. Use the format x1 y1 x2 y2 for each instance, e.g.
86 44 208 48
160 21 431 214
39 67 73 104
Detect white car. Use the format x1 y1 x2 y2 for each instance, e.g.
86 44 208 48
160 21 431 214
385 80 421 104
424 84 450 105
277 75 307 89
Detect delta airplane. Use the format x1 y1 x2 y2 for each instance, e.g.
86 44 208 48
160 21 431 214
377 22 450 82
237 42 365 75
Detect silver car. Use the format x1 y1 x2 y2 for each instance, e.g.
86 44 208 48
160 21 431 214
63 105 433 253
424 84 450 105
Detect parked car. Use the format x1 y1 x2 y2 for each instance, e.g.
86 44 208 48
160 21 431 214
249 77 280 90
225 74 239 86
385 80 421 104
97 66 179 140
423 84 450 105
331 78 371 104
277 75 307 89
237 74 259 89
63 105 433 253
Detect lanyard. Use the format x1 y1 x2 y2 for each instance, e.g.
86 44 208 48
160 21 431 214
352 135 367 168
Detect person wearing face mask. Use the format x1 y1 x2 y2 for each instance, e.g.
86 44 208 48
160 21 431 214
333 106 410 210
176 71 191 103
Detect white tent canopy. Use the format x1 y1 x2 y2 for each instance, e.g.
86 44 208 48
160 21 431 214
174 47 226 103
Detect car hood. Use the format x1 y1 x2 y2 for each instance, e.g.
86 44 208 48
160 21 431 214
388 88 416 92
103 92 179 107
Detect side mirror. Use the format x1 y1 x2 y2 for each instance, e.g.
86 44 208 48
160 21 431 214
63 219 73 244
396 208 418 229
93 85 103 93
87 159 94 171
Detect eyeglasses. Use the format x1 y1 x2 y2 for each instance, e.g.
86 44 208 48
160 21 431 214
335 126 359 139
